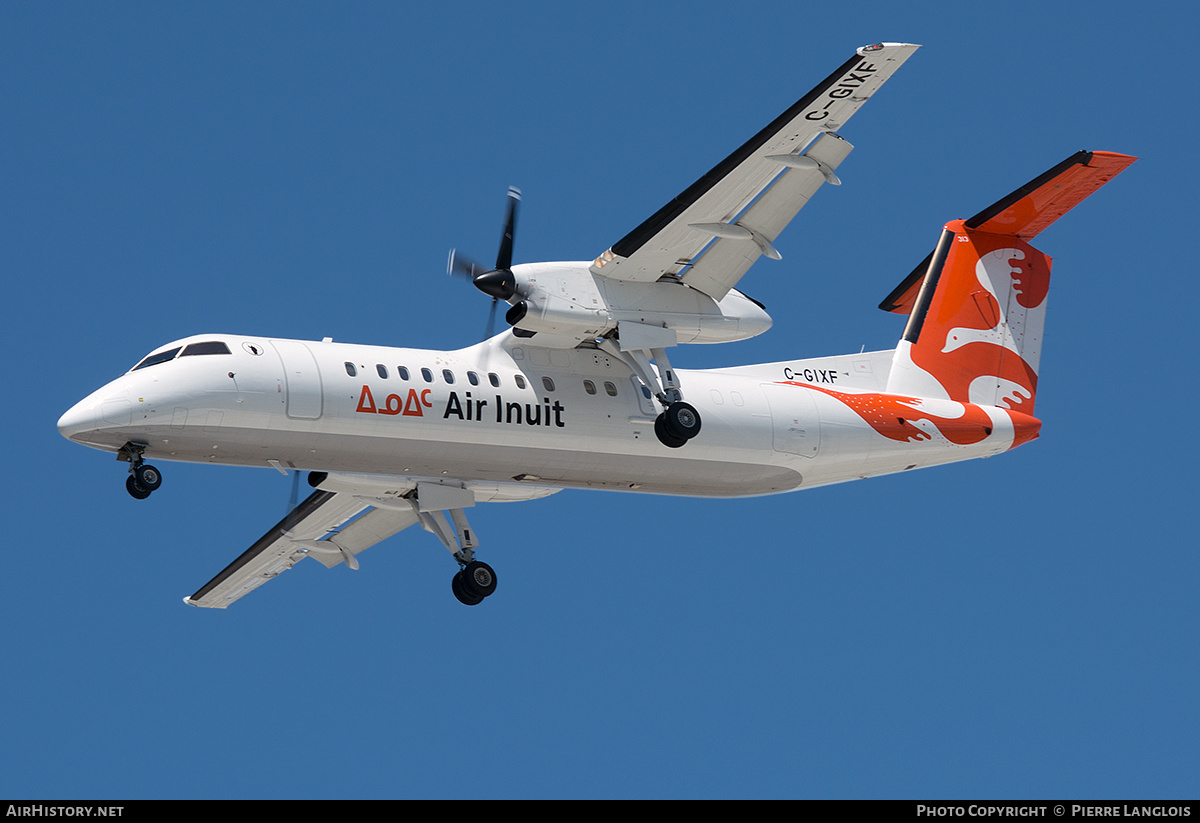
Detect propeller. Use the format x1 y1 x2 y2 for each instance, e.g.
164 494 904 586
447 186 522 339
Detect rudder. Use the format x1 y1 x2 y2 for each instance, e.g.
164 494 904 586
887 224 1050 413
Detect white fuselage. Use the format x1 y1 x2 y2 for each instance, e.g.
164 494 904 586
57 331 1027 498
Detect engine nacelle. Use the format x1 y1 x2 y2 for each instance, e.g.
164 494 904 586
505 295 611 337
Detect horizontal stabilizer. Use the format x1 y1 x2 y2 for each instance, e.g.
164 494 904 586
880 150 1136 314
965 150 1136 237
879 251 931 315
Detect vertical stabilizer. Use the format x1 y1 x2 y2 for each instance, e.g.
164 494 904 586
882 151 1135 414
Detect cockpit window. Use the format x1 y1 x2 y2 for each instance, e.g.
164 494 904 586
132 347 182 371
180 341 232 357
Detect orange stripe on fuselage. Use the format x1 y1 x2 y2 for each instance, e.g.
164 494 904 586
777 381 1041 451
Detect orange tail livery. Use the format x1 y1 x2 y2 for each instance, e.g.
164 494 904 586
881 151 1136 415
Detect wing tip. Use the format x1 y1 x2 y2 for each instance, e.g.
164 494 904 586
857 42 922 55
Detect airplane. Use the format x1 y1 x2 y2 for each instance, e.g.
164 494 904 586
56 43 1135 609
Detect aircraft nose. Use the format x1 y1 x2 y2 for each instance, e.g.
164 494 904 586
57 398 99 441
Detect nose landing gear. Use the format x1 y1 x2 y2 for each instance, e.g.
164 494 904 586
119 442 162 500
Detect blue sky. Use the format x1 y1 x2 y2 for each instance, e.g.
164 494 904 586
4 1 1197 799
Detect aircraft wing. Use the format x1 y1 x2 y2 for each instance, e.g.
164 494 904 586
590 43 919 301
184 488 419 609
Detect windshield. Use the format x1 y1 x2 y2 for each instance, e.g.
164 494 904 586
130 340 232 371
131 347 182 371
180 341 231 357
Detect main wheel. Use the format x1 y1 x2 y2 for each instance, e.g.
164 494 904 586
126 475 152 500
452 571 484 606
663 402 701 440
654 415 687 448
134 464 162 492
462 561 497 599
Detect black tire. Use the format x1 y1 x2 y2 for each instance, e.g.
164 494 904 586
663 402 701 440
126 475 152 500
654 415 687 448
452 571 484 606
134 464 162 492
462 561 497 598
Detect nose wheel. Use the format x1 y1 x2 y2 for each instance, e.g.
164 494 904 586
126 475 152 500
119 442 162 500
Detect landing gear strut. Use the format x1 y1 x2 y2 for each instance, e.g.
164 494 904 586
119 442 162 500
597 337 704 449
408 483 499 606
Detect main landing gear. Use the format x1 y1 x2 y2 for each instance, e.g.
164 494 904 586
119 442 162 500
596 338 703 449
452 557 498 606
653 401 702 449
407 483 499 606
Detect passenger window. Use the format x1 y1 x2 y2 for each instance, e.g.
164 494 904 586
376 364 388 379
542 376 555 392
584 380 596 395
398 366 410 381
604 381 618 396
345 362 357 377
515 375 526 390
468 371 480 386
488 373 500 388
443 369 455 384
421 368 433 383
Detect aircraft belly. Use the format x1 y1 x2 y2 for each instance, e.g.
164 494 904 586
149 423 803 497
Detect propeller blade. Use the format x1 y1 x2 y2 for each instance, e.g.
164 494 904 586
495 186 521 271
484 297 499 339
447 249 489 280
450 187 524 341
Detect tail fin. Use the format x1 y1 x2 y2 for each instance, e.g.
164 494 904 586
882 150 1135 414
